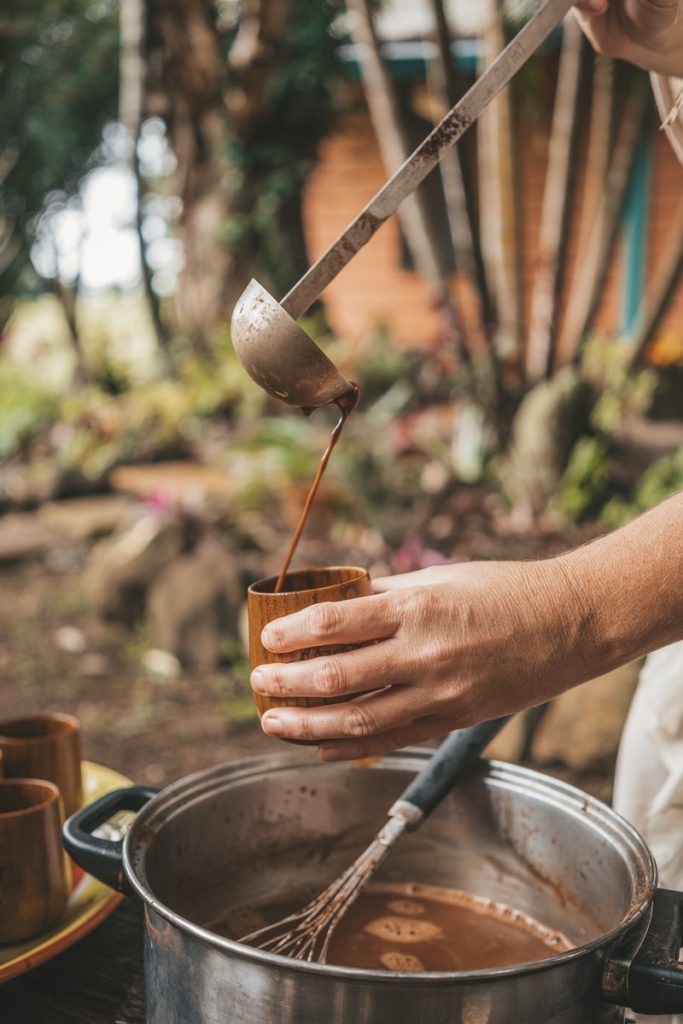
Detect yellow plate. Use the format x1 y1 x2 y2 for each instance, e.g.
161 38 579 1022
0 760 134 984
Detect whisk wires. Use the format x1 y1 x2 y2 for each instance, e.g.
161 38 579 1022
240 816 407 964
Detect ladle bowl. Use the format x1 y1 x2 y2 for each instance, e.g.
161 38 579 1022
231 281 354 409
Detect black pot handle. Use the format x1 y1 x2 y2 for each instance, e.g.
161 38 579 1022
63 786 159 893
603 888 683 1014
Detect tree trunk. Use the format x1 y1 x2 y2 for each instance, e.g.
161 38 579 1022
120 0 172 366
427 0 480 291
555 54 614 368
146 0 235 346
53 275 88 388
427 0 500 396
562 74 648 365
525 17 584 383
346 0 477 388
478 0 524 363
346 0 447 296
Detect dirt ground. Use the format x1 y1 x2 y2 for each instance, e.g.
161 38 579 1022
0 495 610 793
0 558 272 788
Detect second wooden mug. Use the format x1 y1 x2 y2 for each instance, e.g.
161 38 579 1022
248 566 372 728
0 779 70 944
0 713 82 818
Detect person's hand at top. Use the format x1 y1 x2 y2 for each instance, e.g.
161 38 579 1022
574 0 683 78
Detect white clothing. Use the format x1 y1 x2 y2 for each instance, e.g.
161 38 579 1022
613 642 683 1024
600 72 681 1009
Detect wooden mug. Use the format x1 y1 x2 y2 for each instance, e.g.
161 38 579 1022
248 566 372 724
0 779 69 944
0 713 83 818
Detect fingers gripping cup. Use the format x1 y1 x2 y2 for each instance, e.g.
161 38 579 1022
0 780 69 944
248 567 371 735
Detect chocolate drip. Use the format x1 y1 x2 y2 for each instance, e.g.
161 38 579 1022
274 384 360 594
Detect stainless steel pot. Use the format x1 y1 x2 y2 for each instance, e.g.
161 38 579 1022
64 750 683 1024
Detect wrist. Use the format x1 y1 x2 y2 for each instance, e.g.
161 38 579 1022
532 555 603 689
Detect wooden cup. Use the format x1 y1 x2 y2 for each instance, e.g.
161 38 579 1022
248 566 372 724
0 779 69 944
0 713 83 818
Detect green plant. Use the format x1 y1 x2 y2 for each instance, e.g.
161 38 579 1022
582 336 658 433
602 448 683 528
0 363 59 459
552 435 611 523
0 0 119 323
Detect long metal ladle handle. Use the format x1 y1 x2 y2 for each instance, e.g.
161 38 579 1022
282 0 574 320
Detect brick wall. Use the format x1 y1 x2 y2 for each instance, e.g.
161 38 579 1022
302 94 683 356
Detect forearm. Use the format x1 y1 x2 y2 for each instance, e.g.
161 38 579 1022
558 492 683 676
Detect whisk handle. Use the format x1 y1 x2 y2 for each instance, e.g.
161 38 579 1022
390 717 510 827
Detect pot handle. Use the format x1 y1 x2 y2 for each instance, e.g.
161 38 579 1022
603 888 683 1014
63 786 159 893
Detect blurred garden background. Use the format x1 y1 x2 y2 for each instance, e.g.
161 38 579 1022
1 0 682 796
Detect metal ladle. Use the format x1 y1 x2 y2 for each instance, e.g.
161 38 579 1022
231 0 575 409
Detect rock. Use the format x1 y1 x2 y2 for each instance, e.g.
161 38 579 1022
55 626 87 654
39 496 136 541
531 662 641 772
502 367 592 524
110 462 233 503
0 513 62 563
141 648 181 680
146 536 241 671
85 514 185 625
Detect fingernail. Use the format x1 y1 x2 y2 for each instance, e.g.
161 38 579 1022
251 669 265 693
262 713 284 736
320 747 341 762
261 626 275 648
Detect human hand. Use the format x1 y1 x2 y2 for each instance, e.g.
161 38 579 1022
250 559 594 761
574 0 683 77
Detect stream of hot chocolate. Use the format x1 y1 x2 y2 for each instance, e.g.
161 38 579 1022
274 384 360 594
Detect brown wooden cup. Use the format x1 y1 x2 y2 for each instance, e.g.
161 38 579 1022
0 779 69 944
248 566 372 724
0 713 83 818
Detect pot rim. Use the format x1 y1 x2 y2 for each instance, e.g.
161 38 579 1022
123 750 657 984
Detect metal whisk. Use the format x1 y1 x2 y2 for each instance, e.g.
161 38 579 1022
240 718 509 963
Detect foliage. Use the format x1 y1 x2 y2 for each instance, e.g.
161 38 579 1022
582 337 658 434
222 0 349 296
53 352 245 479
0 0 119 321
602 448 683 528
536 337 677 526
0 363 59 459
0 320 247 489
552 435 611 523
